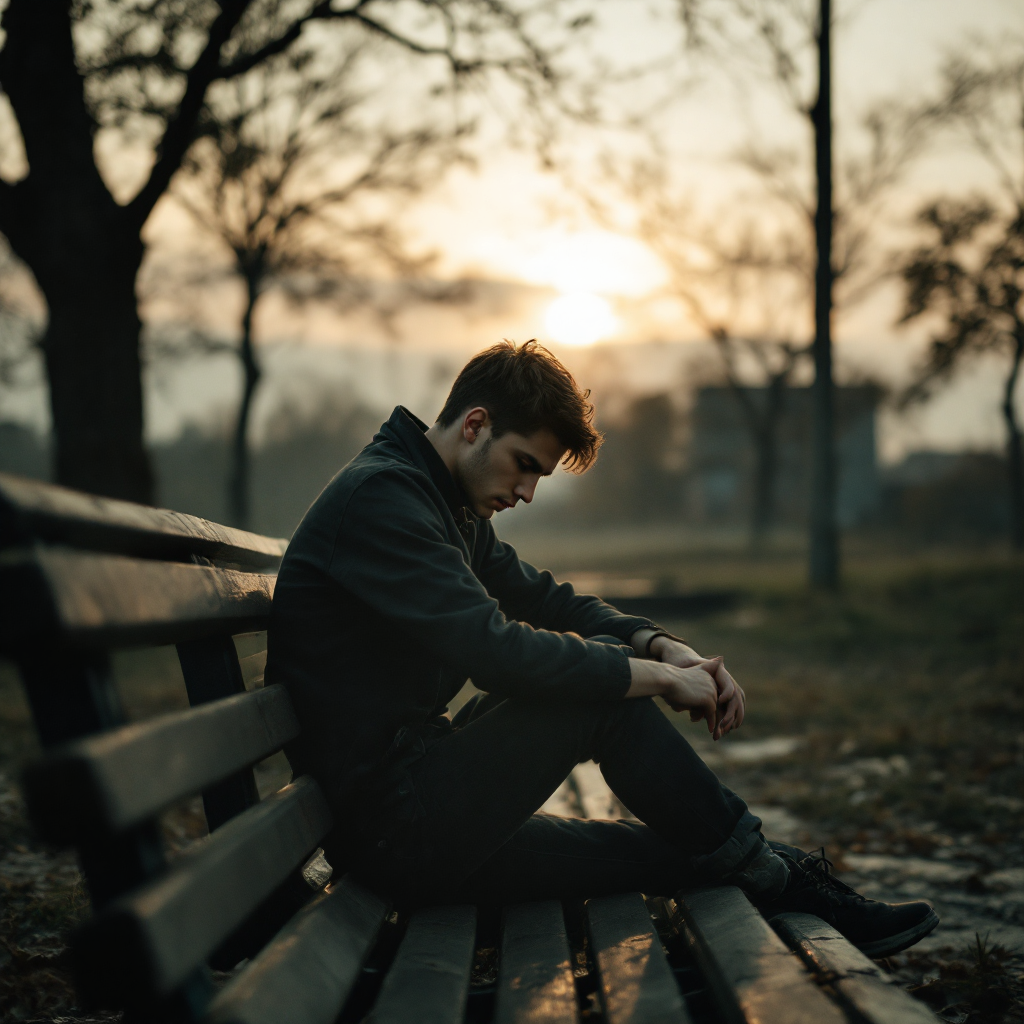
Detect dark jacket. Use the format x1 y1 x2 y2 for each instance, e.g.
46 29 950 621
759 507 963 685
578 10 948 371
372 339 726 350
266 406 655 818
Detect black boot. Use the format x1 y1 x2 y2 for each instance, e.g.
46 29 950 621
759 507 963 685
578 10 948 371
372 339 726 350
754 846 939 959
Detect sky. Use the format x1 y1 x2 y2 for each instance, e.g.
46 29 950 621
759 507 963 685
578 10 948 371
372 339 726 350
1 0 1023 460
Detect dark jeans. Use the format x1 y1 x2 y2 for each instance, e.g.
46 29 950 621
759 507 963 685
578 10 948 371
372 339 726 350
348 638 762 905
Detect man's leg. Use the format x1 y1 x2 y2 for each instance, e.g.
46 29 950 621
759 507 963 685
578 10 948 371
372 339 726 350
351 685 938 958
355 691 771 903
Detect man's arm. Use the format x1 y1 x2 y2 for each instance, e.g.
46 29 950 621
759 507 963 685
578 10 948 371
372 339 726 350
329 469 634 703
474 524 744 737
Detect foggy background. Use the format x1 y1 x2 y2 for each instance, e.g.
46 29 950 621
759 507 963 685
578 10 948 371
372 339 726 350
0 0 1021 559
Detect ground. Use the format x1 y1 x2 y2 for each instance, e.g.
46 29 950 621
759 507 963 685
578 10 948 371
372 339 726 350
1 538 1021 1023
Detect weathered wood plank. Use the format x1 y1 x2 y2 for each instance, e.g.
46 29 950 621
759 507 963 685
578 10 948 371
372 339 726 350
587 892 691 1024
0 546 274 650
206 876 390 1024
674 886 848 1024
0 471 286 567
494 901 578 1024
773 913 939 1024
74 776 332 1004
23 685 298 842
367 905 477 1024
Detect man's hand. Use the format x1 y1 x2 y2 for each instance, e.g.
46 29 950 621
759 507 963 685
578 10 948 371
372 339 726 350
630 631 746 740
625 658 722 734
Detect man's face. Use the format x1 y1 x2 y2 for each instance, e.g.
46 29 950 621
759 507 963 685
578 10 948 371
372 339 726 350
457 423 567 520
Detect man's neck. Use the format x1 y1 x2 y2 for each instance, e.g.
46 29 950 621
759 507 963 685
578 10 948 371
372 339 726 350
424 422 460 481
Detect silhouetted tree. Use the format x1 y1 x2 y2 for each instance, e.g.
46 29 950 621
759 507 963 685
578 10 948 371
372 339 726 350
673 0 951 584
0 0 582 503
171 43 463 527
711 331 806 548
622 163 811 546
899 202 1024 549
896 48 1024 550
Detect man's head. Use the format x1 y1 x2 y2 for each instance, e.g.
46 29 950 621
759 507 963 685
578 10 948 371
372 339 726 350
428 340 602 519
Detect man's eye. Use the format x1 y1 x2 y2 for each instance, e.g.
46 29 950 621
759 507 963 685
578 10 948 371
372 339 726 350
518 460 531 471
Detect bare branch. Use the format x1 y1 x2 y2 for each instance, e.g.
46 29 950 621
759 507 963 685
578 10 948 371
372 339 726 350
127 0 252 227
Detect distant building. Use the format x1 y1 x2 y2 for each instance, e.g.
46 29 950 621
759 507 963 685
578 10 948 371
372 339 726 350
688 385 881 528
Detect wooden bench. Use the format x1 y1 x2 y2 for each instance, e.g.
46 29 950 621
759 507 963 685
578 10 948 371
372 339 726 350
0 471 939 1024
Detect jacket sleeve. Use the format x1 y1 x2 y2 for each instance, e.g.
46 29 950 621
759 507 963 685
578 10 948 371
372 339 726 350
328 469 632 702
474 522 657 643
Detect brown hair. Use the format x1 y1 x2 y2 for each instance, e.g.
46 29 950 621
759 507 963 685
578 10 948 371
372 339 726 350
437 340 602 473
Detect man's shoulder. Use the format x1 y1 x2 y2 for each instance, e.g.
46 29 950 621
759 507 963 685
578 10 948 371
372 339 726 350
301 440 439 532
280 441 442 580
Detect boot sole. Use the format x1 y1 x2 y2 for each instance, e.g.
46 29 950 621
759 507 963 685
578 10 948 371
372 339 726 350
855 908 940 959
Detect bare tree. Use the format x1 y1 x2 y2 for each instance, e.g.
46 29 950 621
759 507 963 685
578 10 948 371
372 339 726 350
657 0 952 581
0 0 585 503
621 162 811 545
896 49 1024 548
713 333 806 547
167 40 464 527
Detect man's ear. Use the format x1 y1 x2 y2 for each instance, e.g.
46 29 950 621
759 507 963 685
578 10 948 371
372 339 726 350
462 407 490 443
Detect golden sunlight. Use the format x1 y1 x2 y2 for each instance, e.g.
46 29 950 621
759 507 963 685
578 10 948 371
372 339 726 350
544 291 618 347
519 231 667 296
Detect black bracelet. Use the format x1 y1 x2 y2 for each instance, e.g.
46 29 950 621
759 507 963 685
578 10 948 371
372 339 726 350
644 629 689 660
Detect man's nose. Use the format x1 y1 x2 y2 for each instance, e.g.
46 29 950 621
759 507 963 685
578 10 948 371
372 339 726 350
515 478 538 503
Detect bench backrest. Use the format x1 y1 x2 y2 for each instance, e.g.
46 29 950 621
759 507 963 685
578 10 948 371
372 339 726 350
0 472 333 1020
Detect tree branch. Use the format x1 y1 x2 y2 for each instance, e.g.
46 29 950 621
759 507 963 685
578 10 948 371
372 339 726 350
127 0 252 229
349 11 482 74
216 0 343 80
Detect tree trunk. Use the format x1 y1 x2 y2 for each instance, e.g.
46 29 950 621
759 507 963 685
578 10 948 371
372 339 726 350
808 0 839 588
228 275 262 530
1005 331 1024 550
42 244 151 502
0 0 153 503
750 373 787 551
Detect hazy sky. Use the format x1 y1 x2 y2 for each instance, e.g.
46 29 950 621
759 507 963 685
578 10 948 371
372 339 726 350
158 0 1024 457
2 0 1023 459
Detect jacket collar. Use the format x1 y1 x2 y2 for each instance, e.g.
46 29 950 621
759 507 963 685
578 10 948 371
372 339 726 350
379 406 476 524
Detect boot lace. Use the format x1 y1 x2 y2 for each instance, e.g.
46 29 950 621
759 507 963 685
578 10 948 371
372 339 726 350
794 848 866 904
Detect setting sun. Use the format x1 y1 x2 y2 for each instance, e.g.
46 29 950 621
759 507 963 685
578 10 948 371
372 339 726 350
544 291 618 347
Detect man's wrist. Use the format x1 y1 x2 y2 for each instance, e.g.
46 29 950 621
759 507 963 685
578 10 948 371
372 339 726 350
630 627 690 660
630 627 657 659
649 634 675 660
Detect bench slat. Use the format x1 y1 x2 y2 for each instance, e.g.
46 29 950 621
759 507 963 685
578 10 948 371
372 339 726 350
587 893 691 1024
0 547 274 649
75 776 332 1004
674 887 848 1024
367 905 477 1024
23 685 299 841
495 901 578 1024
0 472 287 568
206 875 390 1024
773 913 939 1024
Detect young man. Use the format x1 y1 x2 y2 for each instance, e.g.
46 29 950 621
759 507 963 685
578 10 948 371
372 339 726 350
268 340 938 957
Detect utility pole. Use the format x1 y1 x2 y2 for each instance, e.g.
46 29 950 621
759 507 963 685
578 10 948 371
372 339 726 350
809 0 839 588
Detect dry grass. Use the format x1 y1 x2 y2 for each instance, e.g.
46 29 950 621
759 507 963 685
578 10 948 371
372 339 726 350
669 557 1023 844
